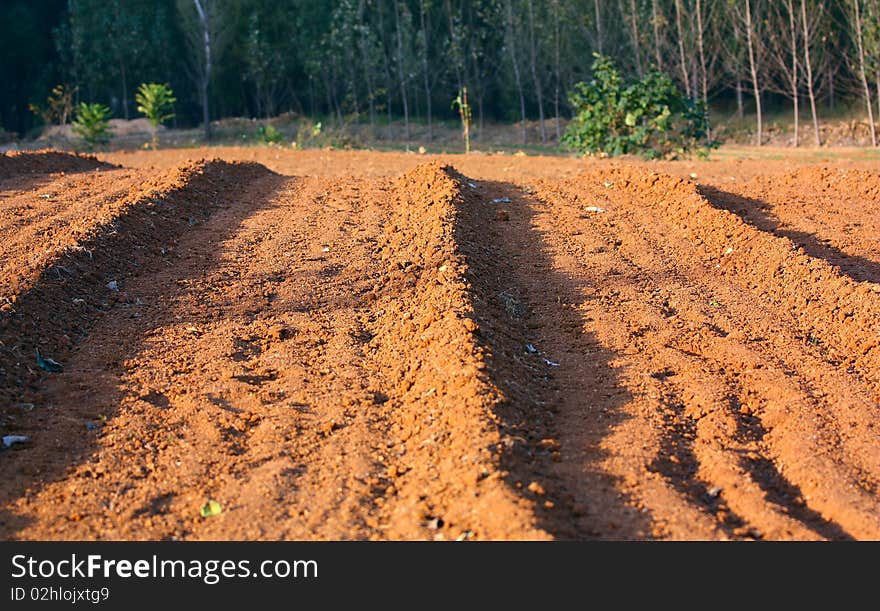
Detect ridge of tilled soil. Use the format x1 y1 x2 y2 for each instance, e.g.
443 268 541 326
533 168 880 539
0 162 546 540
1 159 275 423
361 163 547 539
557 167 880 391
698 167 880 284
0 150 116 180
3 152 879 540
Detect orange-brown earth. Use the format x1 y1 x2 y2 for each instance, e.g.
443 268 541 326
1 148 878 540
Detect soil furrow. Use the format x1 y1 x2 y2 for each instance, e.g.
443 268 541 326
699 168 880 285
1 159 275 422
3 149 879 540
535 171 880 538
1 163 543 540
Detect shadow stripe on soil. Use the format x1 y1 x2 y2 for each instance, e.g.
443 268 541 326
0 159 281 425
698 185 880 285
454 178 653 539
0 160 285 537
731 396 855 541
537 169 879 538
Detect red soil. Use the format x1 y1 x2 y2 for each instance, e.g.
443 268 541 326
1 148 878 540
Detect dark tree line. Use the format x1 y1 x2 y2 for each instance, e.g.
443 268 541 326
2 0 879 146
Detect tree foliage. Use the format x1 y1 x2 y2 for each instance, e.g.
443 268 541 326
1 0 879 148
135 82 176 148
71 101 112 149
563 54 708 158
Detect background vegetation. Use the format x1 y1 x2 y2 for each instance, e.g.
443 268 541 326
2 0 879 148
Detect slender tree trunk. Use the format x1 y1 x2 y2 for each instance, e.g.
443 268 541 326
828 62 835 111
695 0 709 137
526 0 546 143
505 0 527 145
120 62 129 119
877 74 880 135
652 0 663 69
787 0 799 147
594 0 603 54
193 0 212 141
387 85 393 140
736 78 744 118
800 0 820 145
419 0 432 141
444 0 464 91
365 55 376 130
393 0 410 147
852 0 877 146
554 0 562 140
628 0 644 75
745 0 762 146
377 0 394 141
674 0 691 98
732 17 745 119
200 77 210 141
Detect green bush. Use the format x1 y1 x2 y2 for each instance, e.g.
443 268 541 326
71 102 112 150
135 83 176 149
563 54 710 159
255 124 283 145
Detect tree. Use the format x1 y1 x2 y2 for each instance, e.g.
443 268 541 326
728 0 766 146
29 84 76 127
864 0 880 138
563 54 709 158
525 0 546 143
504 0 527 144
800 0 825 145
392 0 415 147
624 0 645 76
766 0 802 146
177 0 233 141
850 0 877 146
135 82 176 149
418 0 434 140
452 86 472 152
651 0 666 70
244 5 292 119
673 0 692 98
72 101 111 149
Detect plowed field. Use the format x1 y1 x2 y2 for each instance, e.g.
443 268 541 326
2 148 878 540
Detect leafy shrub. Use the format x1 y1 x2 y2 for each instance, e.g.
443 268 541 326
255 124 283 145
135 83 176 149
72 102 112 150
563 54 710 159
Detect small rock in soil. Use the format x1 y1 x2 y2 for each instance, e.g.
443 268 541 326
425 517 444 530
2 435 29 449
35 349 63 372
